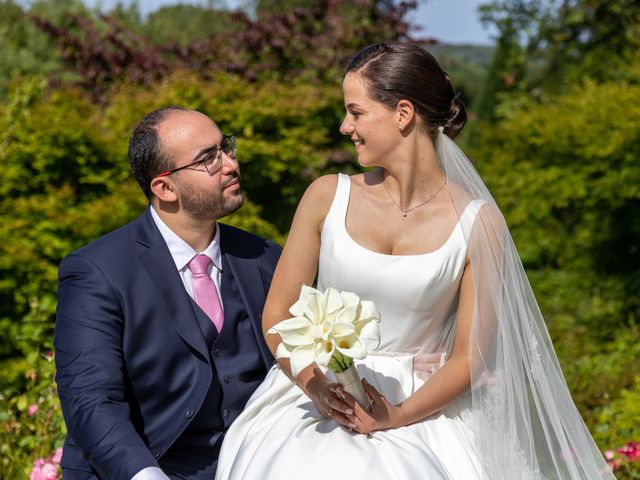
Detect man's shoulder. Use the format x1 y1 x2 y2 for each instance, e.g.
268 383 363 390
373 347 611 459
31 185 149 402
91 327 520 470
218 223 281 258
64 212 148 264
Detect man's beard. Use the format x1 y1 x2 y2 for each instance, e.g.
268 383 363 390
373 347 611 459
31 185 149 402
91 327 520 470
180 175 244 221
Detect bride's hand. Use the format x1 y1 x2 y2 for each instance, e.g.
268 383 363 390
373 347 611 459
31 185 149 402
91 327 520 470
342 379 404 434
304 372 354 428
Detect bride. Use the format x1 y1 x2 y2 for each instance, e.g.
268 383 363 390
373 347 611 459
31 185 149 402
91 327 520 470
215 43 614 479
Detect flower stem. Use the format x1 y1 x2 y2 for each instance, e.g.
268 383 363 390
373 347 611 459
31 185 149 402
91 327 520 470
328 355 341 373
330 350 353 373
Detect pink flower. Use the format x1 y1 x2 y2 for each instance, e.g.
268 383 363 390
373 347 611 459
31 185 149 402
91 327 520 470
618 441 640 462
28 404 38 416
41 462 58 480
51 447 63 464
604 450 615 461
29 459 58 480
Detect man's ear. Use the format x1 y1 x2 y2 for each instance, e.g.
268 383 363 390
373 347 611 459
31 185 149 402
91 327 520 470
150 176 178 202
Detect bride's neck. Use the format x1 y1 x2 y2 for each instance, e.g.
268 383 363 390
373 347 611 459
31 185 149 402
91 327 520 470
382 133 443 206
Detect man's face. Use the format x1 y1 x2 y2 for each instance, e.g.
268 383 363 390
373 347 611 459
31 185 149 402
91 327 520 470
157 110 244 221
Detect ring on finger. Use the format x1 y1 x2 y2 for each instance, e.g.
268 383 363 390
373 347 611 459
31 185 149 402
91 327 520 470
327 407 333 417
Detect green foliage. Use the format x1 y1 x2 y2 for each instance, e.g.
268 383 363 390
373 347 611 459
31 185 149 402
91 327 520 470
1 0 638 477
594 376 640 451
0 352 65 480
144 4 237 47
105 71 347 232
473 26 525 121
479 0 640 91
0 1 63 95
474 74 640 290
429 44 494 110
612 461 640 480
0 70 353 365
471 62 640 451
0 71 306 472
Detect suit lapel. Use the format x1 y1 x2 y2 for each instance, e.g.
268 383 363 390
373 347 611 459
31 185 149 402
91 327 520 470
136 208 210 362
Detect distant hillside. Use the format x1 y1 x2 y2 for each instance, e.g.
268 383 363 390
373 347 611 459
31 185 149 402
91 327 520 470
425 44 495 112
429 44 494 68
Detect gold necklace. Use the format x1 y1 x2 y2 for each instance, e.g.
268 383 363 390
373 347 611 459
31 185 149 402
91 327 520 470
382 175 447 217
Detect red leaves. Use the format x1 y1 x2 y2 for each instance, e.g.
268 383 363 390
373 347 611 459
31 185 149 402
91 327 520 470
30 0 419 100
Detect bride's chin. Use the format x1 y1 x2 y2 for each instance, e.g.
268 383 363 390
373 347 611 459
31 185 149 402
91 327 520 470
356 154 377 168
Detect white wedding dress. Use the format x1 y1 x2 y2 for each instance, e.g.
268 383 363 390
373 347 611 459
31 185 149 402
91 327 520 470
215 174 486 480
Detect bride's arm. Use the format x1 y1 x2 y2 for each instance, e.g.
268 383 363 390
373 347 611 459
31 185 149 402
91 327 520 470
261 174 354 426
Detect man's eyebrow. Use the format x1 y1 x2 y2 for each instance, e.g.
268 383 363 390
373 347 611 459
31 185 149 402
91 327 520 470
193 144 220 160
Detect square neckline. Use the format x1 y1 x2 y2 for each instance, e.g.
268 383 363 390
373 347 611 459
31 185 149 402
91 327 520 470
338 174 465 258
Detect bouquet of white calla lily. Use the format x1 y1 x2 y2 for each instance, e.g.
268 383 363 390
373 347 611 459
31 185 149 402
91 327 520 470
268 285 381 407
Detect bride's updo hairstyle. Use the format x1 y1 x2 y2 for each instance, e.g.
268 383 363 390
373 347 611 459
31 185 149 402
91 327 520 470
346 43 467 139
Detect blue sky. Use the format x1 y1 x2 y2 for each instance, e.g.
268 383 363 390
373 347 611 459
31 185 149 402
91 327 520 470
81 0 496 46
408 0 497 45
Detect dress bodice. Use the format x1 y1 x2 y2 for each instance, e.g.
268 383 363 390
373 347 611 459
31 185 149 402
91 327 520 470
318 174 484 353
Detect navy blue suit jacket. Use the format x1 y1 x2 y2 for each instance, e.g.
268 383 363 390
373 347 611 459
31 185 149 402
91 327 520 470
54 207 281 479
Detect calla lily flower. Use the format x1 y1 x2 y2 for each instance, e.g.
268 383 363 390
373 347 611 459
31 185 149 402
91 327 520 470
268 285 381 376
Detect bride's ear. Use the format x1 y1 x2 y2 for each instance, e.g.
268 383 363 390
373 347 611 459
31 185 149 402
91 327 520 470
396 99 415 131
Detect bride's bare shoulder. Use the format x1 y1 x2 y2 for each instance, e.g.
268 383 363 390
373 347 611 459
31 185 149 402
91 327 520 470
301 174 338 202
295 174 339 219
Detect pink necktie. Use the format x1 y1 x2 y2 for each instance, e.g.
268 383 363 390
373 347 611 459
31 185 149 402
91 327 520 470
188 254 224 332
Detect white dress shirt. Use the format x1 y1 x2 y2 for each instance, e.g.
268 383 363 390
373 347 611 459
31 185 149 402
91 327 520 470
150 205 223 307
131 207 224 480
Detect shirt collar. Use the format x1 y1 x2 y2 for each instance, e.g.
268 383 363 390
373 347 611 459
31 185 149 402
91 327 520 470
150 205 222 272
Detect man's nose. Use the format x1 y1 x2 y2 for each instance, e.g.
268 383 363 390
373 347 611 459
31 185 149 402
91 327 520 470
220 152 239 172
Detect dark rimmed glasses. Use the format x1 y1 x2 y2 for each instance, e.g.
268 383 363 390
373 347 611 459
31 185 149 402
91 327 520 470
156 135 237 178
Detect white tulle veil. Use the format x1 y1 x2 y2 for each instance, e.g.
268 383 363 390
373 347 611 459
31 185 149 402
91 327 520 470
433 129 615 479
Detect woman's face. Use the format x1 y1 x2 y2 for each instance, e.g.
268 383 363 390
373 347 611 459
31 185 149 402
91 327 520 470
340 72 400 168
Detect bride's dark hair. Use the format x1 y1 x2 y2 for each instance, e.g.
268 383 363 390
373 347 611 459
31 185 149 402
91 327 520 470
346 43 467 139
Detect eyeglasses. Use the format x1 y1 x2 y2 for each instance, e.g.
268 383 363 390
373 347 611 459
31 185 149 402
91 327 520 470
156 135 237 178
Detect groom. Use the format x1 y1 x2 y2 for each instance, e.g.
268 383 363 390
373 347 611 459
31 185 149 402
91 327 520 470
54 107 281 480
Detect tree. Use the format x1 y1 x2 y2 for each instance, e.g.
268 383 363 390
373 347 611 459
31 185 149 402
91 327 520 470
479 0 640 91
30 0 418 98
0 1 63 96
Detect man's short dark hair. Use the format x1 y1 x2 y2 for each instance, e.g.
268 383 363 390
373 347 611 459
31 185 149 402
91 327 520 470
128 106 188 199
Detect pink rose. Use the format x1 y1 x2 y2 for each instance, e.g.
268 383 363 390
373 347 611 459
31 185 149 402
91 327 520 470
28 404 38 416
604 450 615 461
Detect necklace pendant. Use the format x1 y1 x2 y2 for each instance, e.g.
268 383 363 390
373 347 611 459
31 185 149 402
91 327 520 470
402 211 407 217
